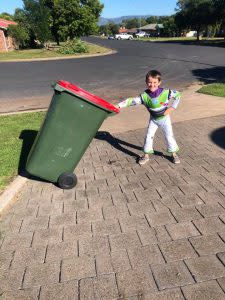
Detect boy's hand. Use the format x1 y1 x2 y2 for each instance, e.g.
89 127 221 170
164 107 175 115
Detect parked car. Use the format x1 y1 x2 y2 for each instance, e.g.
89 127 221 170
115 33 133 40
135 31 150 38
107 35 115 40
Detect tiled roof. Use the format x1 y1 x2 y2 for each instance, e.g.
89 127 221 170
140 23 164 30
0 18 17 29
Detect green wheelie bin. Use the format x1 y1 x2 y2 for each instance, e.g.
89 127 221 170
26 80 119 189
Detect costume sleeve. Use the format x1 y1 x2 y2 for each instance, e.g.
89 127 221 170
117 96 142 108
168 90 181 109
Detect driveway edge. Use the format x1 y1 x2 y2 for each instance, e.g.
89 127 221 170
0 176 28 213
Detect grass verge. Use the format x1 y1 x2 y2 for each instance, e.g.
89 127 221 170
198 83 225 98
0 42 111 61
0 112 44 193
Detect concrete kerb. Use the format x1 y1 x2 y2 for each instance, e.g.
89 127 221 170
0 49 116 63
0 176 28 213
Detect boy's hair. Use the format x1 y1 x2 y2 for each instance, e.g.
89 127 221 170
146 70 161 82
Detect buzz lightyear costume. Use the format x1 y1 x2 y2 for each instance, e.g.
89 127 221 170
118 88 181 154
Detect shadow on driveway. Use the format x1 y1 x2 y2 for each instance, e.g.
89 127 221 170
211 127 225 150
192 66 225 84
95 131 172 162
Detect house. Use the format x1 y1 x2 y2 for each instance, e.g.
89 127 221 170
139 23 164 36
118 27 138 35
0 18 17 51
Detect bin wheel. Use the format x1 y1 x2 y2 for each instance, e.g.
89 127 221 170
57 173 77 189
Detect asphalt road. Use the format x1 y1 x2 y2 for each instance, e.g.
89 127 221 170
0 37 224 111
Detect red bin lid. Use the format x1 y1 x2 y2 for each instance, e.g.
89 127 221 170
57 80 119 114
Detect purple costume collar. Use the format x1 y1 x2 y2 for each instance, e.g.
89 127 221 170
147 87 164 98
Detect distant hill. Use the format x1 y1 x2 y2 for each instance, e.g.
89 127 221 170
98 15 153 26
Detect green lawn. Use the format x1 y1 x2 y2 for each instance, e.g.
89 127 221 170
0 112 44 193
0 42 110 61
198 83 225 98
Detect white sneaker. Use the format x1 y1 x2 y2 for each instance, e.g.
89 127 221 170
138 155 149 165
172 153 180 164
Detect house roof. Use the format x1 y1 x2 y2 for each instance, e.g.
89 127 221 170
0 18 17 30
140 23 164 30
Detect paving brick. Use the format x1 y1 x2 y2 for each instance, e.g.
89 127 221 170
2 287 40 300
182 280 225 300
102 205 130 220
40 280 78 300
159 195 181 210
185 255 225 282
20 215 49 232
1 232 33 251
88 195 113 210
138 226 172 245
79 274 118 300
109 232 141 252
37 202 63 216
79 235 110 256
45 241 77 262
92 219 121 236
138 288 185 300
0 250 14 270
159 239 198 262
145 211 177 227
128 244 165 268
151 261 194 290
217 252 225 265
217 277 225 292
127 201 155 217
193 217 225 235
118 215 150 233
49 213 76 228
0 268 25 293
172 207 203 222
23 261 60 288
134 188 160 202
196 204 225 218
166 221 200 240
116 268 157 298
63 223 92 242
32 227 63 247
61 255 96 281
189 235 225 256
77 208 104 223
11 246 46 268
12 207 38 219
174 194 204 207
63 199 88 214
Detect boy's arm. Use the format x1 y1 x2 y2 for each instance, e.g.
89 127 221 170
117 96 142 108
169 90 181 109
164 90 181 115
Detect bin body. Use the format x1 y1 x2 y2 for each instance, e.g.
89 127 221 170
26 81 119 183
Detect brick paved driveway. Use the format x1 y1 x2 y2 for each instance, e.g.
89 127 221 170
1 115 225 299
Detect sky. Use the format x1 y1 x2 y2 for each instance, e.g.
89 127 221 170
0 0 177 18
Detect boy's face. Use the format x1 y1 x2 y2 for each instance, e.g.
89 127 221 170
146 76 161 92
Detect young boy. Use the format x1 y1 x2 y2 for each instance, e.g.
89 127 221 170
117 70 181 165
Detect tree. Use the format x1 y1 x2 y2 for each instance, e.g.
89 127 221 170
13 8 36 47
0 12 14 20
161 16 180 37
213 0 225 38
8 24 29 49
175 0 216 40
45 0 103 42
23 0 52 45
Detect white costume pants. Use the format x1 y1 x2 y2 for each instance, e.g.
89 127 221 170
144 115 179 154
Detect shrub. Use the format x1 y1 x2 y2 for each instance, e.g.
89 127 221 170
57 39 88 54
